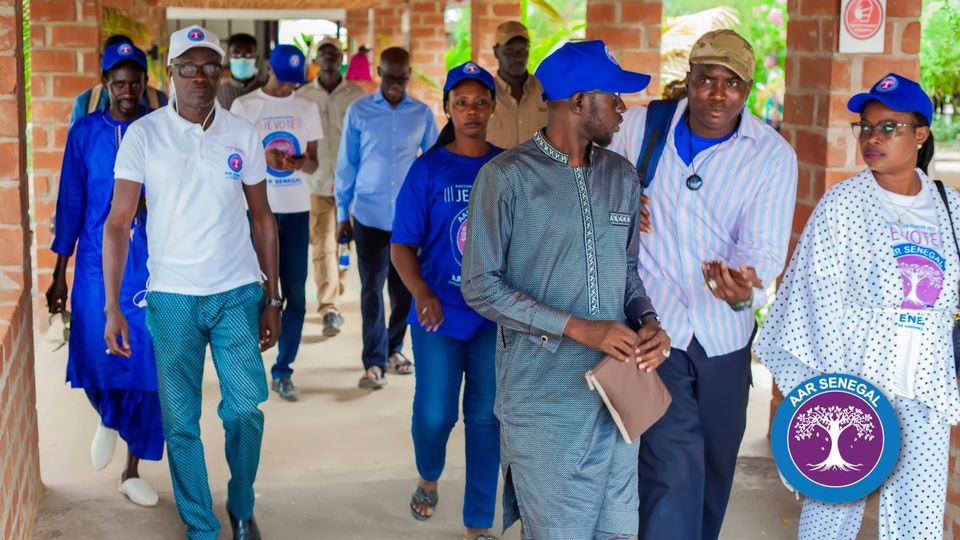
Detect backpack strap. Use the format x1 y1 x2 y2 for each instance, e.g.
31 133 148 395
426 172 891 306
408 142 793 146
87 84 104 115
935 180 960 260
636 99 679 188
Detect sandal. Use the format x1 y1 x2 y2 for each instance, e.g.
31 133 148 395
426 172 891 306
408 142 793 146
387 352 414 375
409 486 439 521
358 367 387 389
464 535 498 540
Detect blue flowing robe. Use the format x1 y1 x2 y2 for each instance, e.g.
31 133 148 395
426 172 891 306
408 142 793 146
52 107 163 460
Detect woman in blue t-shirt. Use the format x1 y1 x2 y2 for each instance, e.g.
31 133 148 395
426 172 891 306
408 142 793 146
391 62 502 540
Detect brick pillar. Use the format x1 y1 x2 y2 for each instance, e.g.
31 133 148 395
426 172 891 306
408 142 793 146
585 0 662 105
345 8 371 53
0 0 41 538
470 0 521 70
408 0 446 121
372 4 405 59
30 1 101 317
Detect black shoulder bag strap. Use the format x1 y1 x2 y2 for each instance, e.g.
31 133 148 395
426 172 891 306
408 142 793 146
933 179 960 378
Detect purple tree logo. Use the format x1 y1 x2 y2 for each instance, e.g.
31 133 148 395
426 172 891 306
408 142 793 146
793 405 875 472
899 261 943 307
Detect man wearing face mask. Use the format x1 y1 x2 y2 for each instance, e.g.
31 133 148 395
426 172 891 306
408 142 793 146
336 47 438 389
486 21 547 149
104 25 279 540
217 33 264 110
297 37 366 338
231 44 323 402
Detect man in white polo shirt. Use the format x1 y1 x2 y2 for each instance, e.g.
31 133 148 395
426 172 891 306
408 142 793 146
103 25 279 540
231 44 323 402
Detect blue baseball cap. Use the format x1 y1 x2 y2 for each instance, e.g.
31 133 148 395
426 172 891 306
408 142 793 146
847 73 933 125
269 44 306 85
102 41 147 73
534 40 651 101
443 62 496 96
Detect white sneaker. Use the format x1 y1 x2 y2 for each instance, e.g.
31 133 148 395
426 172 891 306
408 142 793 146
90 424 118 471
118 477 159 507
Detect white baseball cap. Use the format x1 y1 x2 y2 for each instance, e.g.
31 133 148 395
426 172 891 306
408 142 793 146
168 25 225 65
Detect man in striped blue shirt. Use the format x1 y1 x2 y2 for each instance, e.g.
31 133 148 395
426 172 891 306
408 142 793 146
609 30 798 540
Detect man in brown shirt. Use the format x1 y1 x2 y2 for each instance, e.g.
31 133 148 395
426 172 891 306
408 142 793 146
486 21 548 149
296 37 367 337
217 33 266 110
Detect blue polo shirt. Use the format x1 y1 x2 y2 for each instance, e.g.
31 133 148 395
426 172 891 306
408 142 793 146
391 144 501 340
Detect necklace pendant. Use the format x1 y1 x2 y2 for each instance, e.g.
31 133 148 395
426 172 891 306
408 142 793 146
686 174 703 191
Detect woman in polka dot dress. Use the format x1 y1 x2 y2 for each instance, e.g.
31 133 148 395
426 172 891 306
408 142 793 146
756 73 960 539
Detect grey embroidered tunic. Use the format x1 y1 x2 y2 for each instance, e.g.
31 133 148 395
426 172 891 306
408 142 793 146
462 130 656 538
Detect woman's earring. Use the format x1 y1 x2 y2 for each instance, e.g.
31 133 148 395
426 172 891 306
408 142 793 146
917 143 923 149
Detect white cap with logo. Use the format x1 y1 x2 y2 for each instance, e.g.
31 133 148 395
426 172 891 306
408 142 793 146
167 25 225 65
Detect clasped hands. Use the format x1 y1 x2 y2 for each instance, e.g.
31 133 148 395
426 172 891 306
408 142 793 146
565 316 671 372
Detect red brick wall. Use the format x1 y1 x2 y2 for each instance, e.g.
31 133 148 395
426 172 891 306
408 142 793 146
0 1 41 538
372 4 404 59
470 0 521 70
345 8 371 53
586 0 662 105
408 0 446 120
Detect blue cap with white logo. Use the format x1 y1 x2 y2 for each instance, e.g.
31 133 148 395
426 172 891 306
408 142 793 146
102 41 147 73
443 62 496 96
269 45 306 85
847 73 933 125
534 40 651 101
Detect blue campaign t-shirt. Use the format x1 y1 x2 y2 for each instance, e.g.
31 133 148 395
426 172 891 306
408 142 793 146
673 111 736 165
391 144 502 340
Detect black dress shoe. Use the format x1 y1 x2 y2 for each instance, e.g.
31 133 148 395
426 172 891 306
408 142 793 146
228 509 261 540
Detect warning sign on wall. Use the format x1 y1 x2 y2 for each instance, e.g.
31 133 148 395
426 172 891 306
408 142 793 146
839 0 887 53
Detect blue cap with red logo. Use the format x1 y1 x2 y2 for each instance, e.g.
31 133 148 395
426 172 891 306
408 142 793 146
847 73 933 125
443 62 496 96
102 41 147 73
534 40 651 101
269 45 306 85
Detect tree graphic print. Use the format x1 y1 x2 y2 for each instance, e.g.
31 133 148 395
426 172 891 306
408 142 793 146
793 405 876 472
899 262 943 306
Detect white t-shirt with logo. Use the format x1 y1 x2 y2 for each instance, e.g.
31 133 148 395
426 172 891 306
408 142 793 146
230 89 323 213
114 101 268 296
878 186 946 397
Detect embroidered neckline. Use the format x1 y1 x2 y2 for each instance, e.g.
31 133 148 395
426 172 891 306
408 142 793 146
533 129 569 164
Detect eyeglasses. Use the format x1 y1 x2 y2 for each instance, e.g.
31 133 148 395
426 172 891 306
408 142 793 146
172 62 223 78
850 120 920 141
585 90 622 105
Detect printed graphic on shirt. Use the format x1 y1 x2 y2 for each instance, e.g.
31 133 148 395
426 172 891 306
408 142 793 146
262 129 302 181
888 222 945 316
445 184 472 269
225 152 243 181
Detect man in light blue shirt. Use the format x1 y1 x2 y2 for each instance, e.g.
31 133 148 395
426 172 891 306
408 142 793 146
335 47 438 388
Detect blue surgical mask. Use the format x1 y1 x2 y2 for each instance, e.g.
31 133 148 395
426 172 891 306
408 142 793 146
230 58 258 80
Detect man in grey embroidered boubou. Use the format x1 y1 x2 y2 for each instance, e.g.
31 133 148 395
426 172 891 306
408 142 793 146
461 41 671 540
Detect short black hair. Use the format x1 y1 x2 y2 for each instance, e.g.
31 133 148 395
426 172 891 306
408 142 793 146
102 59 147 79
103 34 132 52
228 33 257 48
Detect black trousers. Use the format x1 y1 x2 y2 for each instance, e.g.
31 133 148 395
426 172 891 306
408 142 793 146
353 219 412 370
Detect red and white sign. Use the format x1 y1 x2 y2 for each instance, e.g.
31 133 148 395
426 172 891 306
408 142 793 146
839 0 886 54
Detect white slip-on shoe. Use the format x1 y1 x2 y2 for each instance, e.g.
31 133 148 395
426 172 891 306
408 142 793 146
90 424 118 471
118 477 159 507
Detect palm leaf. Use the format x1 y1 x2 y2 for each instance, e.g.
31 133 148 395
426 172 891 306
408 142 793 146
529 0 566 28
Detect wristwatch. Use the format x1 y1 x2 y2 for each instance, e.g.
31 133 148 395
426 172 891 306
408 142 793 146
267 297 285 310
640 311 661 328
730 291 754 312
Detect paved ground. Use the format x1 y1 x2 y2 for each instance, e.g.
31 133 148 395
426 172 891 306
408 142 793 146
31 267 879 539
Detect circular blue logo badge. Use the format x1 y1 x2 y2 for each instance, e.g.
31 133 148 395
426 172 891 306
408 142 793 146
289 55 301 68
227 153 243 172
771 374 900 503
463 62 480 74
263 131 301 179
876 76 898 92
118 43 133 56
188 28 205 42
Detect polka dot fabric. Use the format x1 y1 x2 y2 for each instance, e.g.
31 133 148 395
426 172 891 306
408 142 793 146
755 169 960 423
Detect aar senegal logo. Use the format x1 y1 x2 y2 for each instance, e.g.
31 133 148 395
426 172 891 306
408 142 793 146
289 55 301 68
225 153 243 180
877 76 899 92
771 374 900 503
463 62 480 74
187 28 205 42
118 43 133 56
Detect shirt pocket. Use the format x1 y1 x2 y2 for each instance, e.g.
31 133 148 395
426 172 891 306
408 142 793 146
206 142 247 184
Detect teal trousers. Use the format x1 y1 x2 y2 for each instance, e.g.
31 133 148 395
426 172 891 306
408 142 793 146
146 282 267 540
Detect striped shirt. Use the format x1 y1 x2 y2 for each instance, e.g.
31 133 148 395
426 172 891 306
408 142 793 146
608 99 797 356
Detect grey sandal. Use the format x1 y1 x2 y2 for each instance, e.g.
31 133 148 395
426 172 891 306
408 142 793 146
464 536 498 540
358 367 387 389
387 352 414 375
409 486 439 521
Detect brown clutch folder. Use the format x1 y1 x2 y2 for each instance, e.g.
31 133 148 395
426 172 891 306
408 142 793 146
585 356 672 443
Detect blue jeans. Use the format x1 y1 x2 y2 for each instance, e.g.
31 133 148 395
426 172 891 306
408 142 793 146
272 212 309 380
410 325 500 529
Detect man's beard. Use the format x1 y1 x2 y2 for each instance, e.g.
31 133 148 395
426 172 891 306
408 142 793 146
585 107 613 147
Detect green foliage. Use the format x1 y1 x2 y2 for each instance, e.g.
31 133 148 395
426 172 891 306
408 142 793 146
445 6 472 70
920 1 960 106
292 33 315 58
522 0 586 71
932 115 960 147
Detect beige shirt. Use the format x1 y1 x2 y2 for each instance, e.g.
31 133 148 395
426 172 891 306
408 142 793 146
216 76 265 111
487 73 548 149
296 78 367 196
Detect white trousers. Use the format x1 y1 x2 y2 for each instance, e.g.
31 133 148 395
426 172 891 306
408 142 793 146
797 397 950 540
